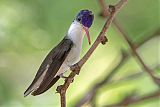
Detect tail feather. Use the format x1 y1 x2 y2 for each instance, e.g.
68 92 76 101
24 70 47 97
24 80 41 97
24 76 60 97
24 88 34 97
32 76 60 96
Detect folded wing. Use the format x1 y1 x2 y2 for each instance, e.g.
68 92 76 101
24 37 73 96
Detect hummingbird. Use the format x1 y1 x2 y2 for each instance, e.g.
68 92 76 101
24 10 94 97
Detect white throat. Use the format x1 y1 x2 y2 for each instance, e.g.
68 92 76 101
67 21 85 47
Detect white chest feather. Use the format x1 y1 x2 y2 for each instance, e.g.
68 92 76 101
68 21 85 46
55 21 85 77
66 21 85 64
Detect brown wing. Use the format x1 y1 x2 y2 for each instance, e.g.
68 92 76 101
32 76 60 96
24 37 73 96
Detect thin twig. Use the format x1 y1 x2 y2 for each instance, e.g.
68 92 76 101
135 27 160 48
105 90 160 107
75 22 160 107
113 20 160 86
98 0 160 86
56 0 128 107
76 64 159 107
98 0 110 17
90 50 128 107
75 50 129 107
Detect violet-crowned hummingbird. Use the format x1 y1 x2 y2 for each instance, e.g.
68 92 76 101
24 10 94 97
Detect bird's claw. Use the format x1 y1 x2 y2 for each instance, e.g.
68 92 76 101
59 74 67 79
71 78 74 83
56 85 63 93
101 36 108 45
61 77 74 84
70 63 81 75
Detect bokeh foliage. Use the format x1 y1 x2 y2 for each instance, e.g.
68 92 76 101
0 0 159 107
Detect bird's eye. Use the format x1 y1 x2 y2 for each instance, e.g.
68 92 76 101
77 18 81 22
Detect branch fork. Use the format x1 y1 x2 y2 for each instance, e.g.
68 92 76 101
109 5 116 13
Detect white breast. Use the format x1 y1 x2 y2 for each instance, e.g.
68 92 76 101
54 21 85 77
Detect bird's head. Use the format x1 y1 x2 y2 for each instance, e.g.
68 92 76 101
75 9 94 45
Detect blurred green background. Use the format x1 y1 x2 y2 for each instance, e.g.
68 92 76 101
0 0 159 107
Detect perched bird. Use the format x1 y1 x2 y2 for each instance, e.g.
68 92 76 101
24 9 94 97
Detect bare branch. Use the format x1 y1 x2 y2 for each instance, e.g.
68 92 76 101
75 50 129 107
73 0 127 69
75 64 159 107
98 0 110 17
113 20 160 86
56 0 128 107
105 91 160 107
75 8 160 107
104 65 159 91
135 27 160 48
74 0 160 106
98 0 160 85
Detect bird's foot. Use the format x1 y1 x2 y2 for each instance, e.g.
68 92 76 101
56 85 63 93
59 74 69 82
70 63 81 75
70 78 74 83
59 74 67 79
100 36 108 45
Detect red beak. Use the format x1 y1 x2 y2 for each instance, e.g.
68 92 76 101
83 26 91 45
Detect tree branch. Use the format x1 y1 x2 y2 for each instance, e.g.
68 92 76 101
98 0 110 17
76 23 159 107
105 90 160 107
98 0 160 86
113 20 160 86
56 0 128 107
74 0 160 106
75 64 159 107
75 50 129 107
135 27 160 48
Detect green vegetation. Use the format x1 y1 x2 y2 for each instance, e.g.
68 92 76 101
0 0 159 107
